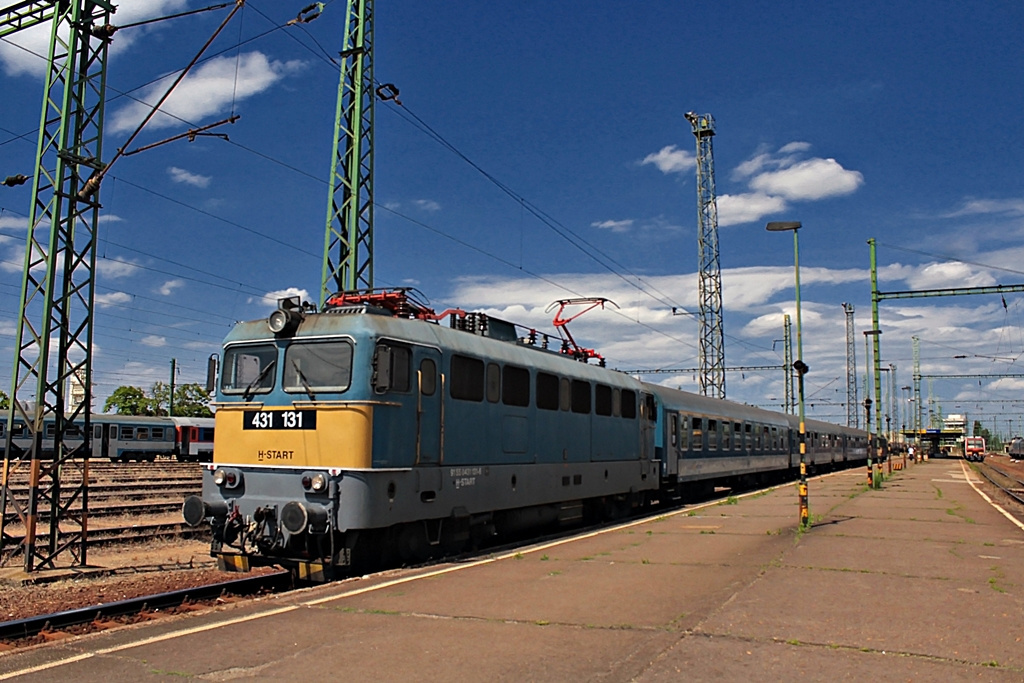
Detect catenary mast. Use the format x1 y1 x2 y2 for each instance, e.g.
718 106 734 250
685 112 725 399
321 0 376 305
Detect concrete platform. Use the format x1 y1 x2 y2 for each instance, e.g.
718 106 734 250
2 458 1024 681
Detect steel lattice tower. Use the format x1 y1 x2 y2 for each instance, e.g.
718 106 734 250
321 0 375 305
0 0 112 571
783 314 793 413
842 302 858 427
685 112 725 399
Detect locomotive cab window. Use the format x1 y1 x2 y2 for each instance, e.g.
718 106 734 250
222 343 277 395
372 342 409 394
287 339 354 394
486 363 501 403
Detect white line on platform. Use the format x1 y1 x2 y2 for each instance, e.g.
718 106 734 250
960 459 1024 532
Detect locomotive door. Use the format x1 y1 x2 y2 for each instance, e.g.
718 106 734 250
415 350 442 466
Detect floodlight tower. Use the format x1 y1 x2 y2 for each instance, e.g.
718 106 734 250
0 0 113 572
842 302 858 427
321 0 377 305
685 112 725 399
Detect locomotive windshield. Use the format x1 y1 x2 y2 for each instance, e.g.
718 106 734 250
222 343 277 395
284 339 354 394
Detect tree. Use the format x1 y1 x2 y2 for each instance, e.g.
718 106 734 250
0 390 8 411
103 386 156 415
150 381 213 417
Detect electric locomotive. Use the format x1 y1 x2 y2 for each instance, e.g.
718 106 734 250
183 288 869 581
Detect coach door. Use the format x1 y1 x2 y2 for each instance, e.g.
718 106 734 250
416 349 442 466
640 392 656 462
94 423 112 459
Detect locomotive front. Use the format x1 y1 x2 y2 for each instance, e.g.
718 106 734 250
183 296 404 579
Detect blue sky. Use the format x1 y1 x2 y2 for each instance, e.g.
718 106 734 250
1 0 1023 435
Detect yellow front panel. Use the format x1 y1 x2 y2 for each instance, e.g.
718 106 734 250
214 405 373 469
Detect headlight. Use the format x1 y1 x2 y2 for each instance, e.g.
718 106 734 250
213 468 227 486
311 473 328 492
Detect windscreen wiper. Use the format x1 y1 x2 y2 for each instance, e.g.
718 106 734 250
242 360 276 402
291 360 317 401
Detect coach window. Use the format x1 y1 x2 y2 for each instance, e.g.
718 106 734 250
669 414 678 447
536 372 559 410
595 384 612 416
680 415 690 450
420 358 437 396
122 426 135 440
502 365 530 407
152 427 165 440
137 427 149 441
692 417 703 450
222 343 277 395
722 421 731 450
707 419 718 450
571 380 591 414
560 378 571 411
745 423 752 450
621 389 637 419
93 425 100 439
644 394 656 423
486 363 501 403
451 355 484 401
287 340 355 394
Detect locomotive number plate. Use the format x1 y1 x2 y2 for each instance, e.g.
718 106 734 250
243 410 317 430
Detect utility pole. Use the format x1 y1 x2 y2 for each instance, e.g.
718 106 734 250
685 112 725 399
321 0 378 304
169 358 176 417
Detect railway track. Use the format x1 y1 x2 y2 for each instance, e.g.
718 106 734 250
974 459 1024 506
0 571 292 643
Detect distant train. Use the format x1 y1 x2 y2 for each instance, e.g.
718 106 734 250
964 436 986 462
2 414 214 462
183 289 872 582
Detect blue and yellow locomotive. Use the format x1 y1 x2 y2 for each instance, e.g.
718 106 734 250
184 289 868 580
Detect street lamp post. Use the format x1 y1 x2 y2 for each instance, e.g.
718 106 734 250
766 221 809 528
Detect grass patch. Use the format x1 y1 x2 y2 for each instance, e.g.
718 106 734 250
700 530 716 535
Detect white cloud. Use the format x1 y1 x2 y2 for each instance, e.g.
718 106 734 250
109 52 305 134
0 1 190 78
944 198 1024 218
640 145 696 174
158 279 184 296
414 199 441 212
95 291 132 307
0 215 28 231
141 335 167 347
717 193 787 227
749 158 864 201
778 141 812 154
97 257 140 279
906 262 998 290
591 219 634 233
168 167 211 188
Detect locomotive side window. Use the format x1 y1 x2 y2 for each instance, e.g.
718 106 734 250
559 378 571 411
420 358 437 396
612 388 621 416
571 380 591 414
287 340 354 394
595 384 612 416
502 365 530 407
450 355 484 401
222 343 277 395
536 372 559 410
621 389 637 419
